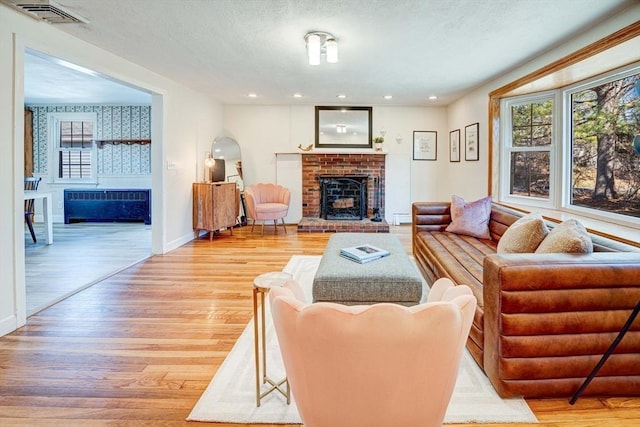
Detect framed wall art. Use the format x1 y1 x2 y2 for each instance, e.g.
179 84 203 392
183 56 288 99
465 122 479 161
449 129 460 162
413 131 437 161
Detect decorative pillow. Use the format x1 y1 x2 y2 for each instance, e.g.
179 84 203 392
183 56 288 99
497 212 549 253
445 195 492 239
535 219 593 254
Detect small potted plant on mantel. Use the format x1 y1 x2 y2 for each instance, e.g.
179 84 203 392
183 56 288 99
373 136 384 152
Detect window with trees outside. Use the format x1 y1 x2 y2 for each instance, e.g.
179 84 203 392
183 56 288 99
569 71 640 219
49 112 97 182
500 65 640 223
504 96 554 201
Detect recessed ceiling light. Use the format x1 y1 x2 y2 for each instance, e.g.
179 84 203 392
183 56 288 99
248 93 257 98
337 94 347 99
293 93 303 98
383 95 393 100
428 95 438 100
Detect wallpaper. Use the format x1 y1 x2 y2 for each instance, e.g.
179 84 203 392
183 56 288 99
27 105 152 175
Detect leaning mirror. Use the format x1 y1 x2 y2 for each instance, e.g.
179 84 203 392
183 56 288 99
211 136 243 189
212 136 246 225
315 106 372 148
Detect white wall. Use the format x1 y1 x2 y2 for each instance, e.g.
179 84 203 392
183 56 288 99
0 5 223 336
445 90 489 201
223 104 448 222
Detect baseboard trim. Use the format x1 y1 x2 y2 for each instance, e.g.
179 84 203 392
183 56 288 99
0 314 18 337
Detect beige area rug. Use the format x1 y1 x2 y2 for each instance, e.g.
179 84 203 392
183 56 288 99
188 255 537 424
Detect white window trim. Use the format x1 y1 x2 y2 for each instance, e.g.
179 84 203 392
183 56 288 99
499 62 640 229
499 91 559 209
47 112 98 184
559 62 640 229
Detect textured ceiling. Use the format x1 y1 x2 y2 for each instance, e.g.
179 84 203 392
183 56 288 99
20 0 635 106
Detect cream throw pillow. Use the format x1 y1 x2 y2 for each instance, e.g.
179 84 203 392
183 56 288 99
445 195 492 239
535 219 593 254
497 212 549 253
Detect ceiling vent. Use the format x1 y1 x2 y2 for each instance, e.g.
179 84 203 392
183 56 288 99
1 0 89 24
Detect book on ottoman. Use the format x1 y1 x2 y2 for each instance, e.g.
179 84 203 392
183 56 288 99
340 244 390 264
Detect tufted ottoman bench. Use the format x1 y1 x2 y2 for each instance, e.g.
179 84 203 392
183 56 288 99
312 233 423 306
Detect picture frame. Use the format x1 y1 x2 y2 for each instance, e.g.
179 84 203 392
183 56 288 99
465 122 479 161
449 129 460 162
227 174 244 191
413 131 437 161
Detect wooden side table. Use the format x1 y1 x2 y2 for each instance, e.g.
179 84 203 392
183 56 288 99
192 182 238 240
253 271 293 407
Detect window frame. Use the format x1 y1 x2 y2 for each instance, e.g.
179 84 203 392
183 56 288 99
499 90 560 209
559 62 640 225
498 62 640 227
47 112 98 184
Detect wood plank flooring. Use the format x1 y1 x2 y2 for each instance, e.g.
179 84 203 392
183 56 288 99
25 222 152 315
2 225 639 426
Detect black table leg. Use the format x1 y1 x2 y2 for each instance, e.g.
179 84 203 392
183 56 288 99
569 300 640 405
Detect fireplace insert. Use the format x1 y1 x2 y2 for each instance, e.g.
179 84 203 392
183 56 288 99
319 175 368 220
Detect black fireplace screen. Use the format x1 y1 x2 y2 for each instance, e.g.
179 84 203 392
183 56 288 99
319 175 368 220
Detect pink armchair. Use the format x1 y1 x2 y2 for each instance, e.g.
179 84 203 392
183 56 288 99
244 183 290 236
269 279 477 427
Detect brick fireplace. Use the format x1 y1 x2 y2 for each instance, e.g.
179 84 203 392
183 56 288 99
298 153 389 232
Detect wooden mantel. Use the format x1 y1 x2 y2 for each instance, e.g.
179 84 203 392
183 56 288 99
275 149 387 156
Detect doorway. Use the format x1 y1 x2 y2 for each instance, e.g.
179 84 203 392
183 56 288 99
23 50 155 315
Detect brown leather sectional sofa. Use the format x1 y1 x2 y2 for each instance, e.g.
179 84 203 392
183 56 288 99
412 201 640 398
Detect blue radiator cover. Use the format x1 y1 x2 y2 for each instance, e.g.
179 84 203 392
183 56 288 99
64 189 151 225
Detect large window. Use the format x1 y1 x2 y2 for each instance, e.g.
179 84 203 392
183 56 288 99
48 113 97 182
569 71 640 219
500 64 640 223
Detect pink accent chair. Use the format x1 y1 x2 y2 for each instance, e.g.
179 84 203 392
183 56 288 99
244 183 290 236
269 278 477 427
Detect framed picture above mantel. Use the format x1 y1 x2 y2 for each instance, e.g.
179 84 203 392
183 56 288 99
315 106 373 149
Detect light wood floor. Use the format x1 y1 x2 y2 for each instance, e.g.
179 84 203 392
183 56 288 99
25 222 152 315
2 225 639 426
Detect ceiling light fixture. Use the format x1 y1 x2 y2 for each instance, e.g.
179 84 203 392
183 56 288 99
304 31 338 65
384 95 393 100
428 95 438 100
337 94 347 99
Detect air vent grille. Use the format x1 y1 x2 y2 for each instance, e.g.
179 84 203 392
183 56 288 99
1 0 89 24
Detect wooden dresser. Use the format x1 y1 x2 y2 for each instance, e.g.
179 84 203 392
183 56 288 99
192 182 238 240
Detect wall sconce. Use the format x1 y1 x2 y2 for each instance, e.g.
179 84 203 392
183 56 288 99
305 31 338 65
204 151 215 183
396 134 403 144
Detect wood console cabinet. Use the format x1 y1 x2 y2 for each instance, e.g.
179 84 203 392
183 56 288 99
193 182 238 240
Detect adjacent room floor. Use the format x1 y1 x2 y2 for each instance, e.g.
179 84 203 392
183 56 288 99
24 221 152 315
